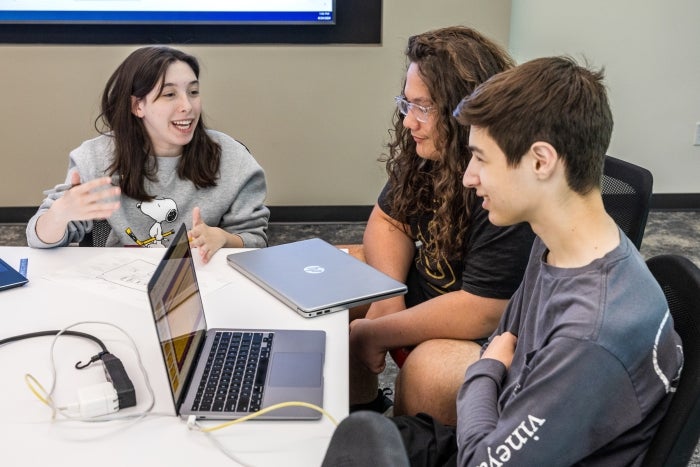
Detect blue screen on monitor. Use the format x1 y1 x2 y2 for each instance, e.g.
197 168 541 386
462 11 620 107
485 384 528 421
0 0 335 25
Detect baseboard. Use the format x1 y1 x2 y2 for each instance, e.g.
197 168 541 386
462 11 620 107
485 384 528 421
649 193 700 210
1 195 697 224
0 207 35 223
0 205 375 224
267 205 373 223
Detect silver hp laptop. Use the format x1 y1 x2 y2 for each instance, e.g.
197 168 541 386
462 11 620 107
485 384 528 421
226 238 407 318
147 224 325 420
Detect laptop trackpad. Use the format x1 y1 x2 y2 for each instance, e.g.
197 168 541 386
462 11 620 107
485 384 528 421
269 352 323 387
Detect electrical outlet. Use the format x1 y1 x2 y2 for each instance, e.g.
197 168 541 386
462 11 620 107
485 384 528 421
695 122 700 146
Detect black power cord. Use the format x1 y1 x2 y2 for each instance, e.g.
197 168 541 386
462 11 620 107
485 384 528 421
0 330 136 410
0 330 108 353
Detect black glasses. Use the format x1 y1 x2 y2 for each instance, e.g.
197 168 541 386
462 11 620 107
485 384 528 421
394 96 434 123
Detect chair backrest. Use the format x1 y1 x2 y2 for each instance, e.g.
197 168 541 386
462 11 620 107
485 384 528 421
601 155 653 249
78 219 112 247
642 254 700 467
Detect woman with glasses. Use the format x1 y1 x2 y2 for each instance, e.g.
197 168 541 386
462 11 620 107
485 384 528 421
349 26 535 425
26 46 269 262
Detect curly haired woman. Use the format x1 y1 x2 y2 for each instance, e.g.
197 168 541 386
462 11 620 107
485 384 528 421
349 26 534 425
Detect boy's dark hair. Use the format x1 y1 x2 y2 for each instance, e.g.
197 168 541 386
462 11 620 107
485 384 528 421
454 56 613 194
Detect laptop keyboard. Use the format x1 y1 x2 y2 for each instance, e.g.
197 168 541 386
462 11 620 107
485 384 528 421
192 331 273 413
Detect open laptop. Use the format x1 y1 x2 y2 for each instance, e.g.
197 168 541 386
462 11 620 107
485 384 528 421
0 258 28 291
226 238 407 318
147 224 325 420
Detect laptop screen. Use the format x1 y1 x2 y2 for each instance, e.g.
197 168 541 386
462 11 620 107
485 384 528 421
147 225 207 407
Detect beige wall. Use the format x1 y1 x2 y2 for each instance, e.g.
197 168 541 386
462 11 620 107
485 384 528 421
510 0 700 194
0 0 511 208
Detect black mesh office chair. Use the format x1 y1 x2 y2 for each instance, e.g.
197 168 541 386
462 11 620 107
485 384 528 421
601 155 653 250
78 219 112 247
641 254 700 467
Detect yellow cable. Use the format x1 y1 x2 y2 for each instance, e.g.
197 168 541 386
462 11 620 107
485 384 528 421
24 373 51 406
198 401 339 433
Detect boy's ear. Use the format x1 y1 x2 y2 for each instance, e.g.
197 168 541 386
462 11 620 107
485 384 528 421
131 96 144 118
529 141 559 180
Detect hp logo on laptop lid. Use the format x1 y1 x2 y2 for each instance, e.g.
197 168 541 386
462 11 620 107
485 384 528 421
304 265 325 274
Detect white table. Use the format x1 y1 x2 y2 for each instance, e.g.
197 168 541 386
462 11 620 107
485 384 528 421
0 246 348 466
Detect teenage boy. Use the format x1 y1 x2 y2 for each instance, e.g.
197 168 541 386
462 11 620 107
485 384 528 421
324 56 683 466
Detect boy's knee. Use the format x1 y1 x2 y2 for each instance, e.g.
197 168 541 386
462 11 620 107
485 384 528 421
322 412 409 467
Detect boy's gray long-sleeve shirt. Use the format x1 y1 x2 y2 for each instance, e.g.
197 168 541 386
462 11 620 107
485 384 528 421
456 232 683 467
27 130 269 249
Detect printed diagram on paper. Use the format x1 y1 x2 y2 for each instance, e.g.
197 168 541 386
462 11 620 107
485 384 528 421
99 259 155 292
44 252 231 307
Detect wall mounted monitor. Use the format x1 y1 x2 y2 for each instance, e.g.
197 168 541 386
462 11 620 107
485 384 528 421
0 0 381 44
0 0 335 25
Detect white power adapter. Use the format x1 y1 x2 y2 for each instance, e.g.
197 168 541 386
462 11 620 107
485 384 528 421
76 381 120 418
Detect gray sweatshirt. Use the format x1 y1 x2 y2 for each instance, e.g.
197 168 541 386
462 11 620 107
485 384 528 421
456 232 683 467
27 130 269 249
